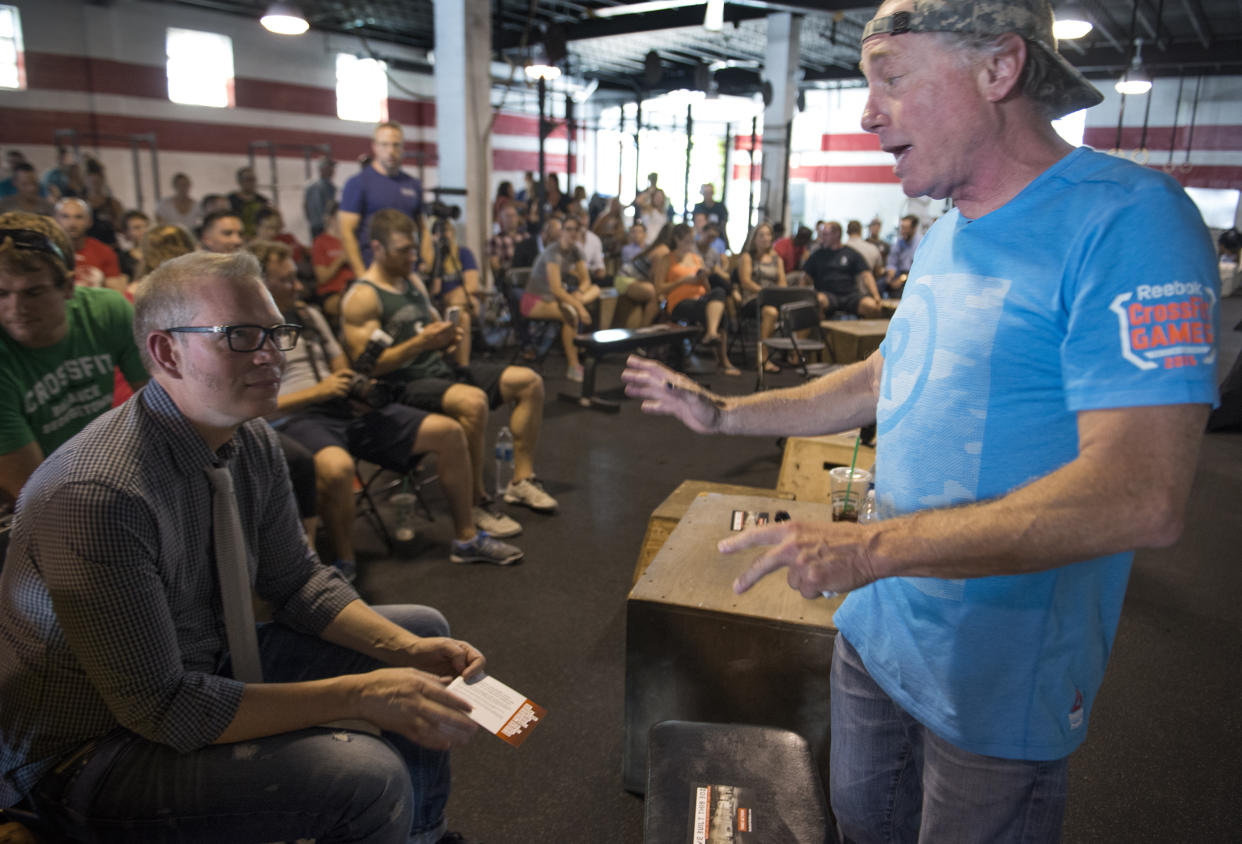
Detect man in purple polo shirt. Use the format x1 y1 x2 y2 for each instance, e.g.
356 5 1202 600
338 122 424 278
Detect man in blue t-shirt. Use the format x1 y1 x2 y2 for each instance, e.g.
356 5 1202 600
622 2 1219 841
338 122 424 278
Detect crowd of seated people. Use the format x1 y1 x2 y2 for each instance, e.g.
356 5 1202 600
1 140 928 518
1 143 567 575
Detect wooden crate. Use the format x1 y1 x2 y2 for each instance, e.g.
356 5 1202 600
776 431 877 504
822 318 890 363
624 493 843 792
633 480 794 585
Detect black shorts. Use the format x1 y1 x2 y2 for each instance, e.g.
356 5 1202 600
670 286 727 326
398 362 510 414
277 402 429 472
824 289 865 318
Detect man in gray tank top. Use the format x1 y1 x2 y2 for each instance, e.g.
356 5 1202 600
341 209 560 524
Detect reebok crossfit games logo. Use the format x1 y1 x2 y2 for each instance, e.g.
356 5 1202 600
1109 281 1216 371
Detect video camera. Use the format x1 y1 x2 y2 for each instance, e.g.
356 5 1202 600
348 328 396 409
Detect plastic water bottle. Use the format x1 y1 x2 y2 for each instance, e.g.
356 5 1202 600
858 488 877 524
495 425 514 498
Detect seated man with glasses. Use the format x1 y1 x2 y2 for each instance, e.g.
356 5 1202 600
0 211 148 508
342 209 560 516
250 240 523 574
0 250 487 844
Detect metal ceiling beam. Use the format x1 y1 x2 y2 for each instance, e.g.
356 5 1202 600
1081 1 1125 51
1133 0 1159 41
1073 37 1242 74
1179 0 1213 49
498 5 767 48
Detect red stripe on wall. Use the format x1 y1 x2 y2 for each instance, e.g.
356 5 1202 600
1159 164 1242 190
1084 125 1242 152
493 148 573 173
25 51 167 100
731 163 899 183
734 135 762 151
234 77 337 118
491 112 569 140
22 50 445 126
0 107 435 164
0 106 567 173
821 133 882 152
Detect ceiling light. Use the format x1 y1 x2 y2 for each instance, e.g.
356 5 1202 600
1114 38 1151 96
261 2 309 35
525 43 561 81
1115 67 1151 95
592 0 703 18
1052 5 1093 40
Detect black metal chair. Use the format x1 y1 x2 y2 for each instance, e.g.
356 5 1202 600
354 456 438 553
498 267 561 370
756 287 838 390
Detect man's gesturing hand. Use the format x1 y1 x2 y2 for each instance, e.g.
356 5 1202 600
621 355 727 434
355 667 478 751
720 520 881 598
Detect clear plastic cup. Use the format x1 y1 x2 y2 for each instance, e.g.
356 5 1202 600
390 492 417 542
829 467 872 522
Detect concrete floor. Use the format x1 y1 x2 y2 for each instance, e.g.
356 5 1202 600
349 295 1242 843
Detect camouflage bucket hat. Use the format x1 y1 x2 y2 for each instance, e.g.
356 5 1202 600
861 0 1104 118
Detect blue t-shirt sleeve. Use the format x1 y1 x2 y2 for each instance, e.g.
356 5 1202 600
459 247 478 272
1061 180 1220 412
338 174 364 216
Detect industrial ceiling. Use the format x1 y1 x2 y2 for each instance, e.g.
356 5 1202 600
159 0 1242 97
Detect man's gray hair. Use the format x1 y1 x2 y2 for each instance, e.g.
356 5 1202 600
53 196 91 219
132 251 262 371
936 31 1064 120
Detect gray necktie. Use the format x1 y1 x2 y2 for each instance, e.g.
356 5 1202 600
205 464 263 683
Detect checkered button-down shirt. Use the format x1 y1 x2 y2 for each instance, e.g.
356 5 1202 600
488 229 529 273
0 380 358 806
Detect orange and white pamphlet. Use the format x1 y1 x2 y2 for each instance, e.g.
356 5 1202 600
448 672 546 748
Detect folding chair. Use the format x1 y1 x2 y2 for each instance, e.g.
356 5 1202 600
756 287 838 390
499 267 560 369
354 456 438 553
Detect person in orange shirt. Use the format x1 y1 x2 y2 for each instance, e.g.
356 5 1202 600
653 224 739 376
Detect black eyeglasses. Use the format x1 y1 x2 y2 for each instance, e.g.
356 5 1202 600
0 228 72 268
166 323 302 352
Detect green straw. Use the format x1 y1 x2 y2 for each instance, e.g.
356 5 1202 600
844 433 862 515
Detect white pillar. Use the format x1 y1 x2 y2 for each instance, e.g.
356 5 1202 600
433 0 492 284
759 13 800 228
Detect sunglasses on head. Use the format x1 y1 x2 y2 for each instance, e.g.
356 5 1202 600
0 228 74 271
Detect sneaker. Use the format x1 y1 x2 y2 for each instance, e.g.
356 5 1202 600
450 532 524 566
503 477 558 512
566 363 584 382
473 505 522 538
437 832 479 844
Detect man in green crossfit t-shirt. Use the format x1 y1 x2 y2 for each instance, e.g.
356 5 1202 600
0 212 147 506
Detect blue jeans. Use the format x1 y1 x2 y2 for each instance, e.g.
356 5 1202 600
830 635 1068 844
32 605 452 844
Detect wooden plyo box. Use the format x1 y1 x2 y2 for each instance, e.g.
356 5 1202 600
623 493 843 793
777 431 877 503
822 318 890 364
633 480 794 585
